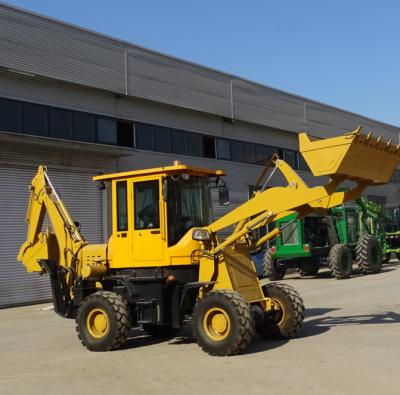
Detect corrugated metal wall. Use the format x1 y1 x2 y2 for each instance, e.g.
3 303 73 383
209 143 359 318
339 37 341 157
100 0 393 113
0 2 398 141
0 4 126 94
0 142 117 307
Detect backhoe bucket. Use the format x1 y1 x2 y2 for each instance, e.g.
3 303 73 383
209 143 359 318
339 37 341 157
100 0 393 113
299 127 400 184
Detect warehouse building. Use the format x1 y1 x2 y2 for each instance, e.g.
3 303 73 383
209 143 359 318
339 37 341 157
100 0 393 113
0 2 399 307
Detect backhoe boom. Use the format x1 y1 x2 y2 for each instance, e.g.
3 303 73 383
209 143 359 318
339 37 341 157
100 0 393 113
18 166 87 274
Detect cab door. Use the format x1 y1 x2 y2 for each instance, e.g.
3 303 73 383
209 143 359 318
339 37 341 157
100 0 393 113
111 179 133 267
132 178 165 264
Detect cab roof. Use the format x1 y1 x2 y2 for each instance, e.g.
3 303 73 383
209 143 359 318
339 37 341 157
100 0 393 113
93 163 226 182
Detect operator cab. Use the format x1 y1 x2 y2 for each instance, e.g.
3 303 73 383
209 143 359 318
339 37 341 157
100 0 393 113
93 162 227 267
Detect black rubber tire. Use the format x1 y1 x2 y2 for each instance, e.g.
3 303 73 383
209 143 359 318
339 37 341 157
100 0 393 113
192 290 255 356
263 250 286 281
76 291 131 351
255 283 305 340
383 253 391 263
396 252 400 261
356 234 382 274
298 263 319 277
142 324 180 339
328 244 353 279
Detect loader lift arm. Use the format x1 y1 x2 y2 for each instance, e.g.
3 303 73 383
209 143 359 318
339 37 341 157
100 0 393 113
203 128 400 253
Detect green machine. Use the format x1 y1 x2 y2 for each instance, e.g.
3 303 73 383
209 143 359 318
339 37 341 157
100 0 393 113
383 205 400 261
263 199 383 280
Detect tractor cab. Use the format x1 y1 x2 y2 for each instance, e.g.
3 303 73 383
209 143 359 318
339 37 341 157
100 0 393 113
93 162 226 268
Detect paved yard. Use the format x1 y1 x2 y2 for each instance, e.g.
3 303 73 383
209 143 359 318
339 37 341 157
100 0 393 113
1 262 400 395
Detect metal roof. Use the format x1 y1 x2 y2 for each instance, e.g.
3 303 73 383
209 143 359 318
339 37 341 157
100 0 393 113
93 163 225 181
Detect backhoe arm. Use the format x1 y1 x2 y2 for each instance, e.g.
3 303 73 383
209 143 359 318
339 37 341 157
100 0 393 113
17 166 86 274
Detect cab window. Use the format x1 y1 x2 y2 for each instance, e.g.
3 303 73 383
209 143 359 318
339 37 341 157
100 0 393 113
134 180 160 229
116 181 128 231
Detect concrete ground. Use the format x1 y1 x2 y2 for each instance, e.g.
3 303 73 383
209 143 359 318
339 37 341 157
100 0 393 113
1 262 400 395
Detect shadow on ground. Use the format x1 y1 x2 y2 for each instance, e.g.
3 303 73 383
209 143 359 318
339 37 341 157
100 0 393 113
286 260 400 281
301 310 400 338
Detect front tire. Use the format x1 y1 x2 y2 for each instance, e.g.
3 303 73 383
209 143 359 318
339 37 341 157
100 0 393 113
356 234 382 274
255 283 304 340
328 244 353 279
192 290 255 356
76 291 131 351
263 250 286 280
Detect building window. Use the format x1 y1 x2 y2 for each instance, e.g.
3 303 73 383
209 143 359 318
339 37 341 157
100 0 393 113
22 102 47 136
48 108 72 139
0 98 22 133
171 129 187 154
282 149 298 169
298 153 310 172
72 112 95 142
117 121 134 147
230 140 244 162
97 117 117 144
255 145 268 165
135 123 154 150
217 138 230 160
243 142 256 164
203 136 215 158
154 126 171 153
187 133 203 156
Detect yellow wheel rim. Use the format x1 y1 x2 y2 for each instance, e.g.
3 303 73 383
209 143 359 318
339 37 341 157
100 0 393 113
86 308 109 339
270 298 286 326
203 307 231 341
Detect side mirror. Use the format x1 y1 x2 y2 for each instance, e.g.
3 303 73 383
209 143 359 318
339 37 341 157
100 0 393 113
218 185 230 206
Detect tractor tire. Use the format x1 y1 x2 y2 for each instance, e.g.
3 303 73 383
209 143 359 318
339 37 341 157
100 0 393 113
142 324 180 339
76 291 131 351
328 244 353 279
263 250 286 280
255 283 304 340
298 263 319 277
356 234 382 274
192 289 255 356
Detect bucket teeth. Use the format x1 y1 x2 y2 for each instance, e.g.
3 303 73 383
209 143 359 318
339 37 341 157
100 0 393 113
299 127 400 184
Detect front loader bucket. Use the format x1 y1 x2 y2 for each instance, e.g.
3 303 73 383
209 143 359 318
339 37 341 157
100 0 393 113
299 127 400 184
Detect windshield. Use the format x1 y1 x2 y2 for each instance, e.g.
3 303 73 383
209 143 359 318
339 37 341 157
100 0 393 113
167 176 212 246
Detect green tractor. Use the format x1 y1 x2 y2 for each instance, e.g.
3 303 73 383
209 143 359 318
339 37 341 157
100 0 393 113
262 199 383 280
383 205 400 261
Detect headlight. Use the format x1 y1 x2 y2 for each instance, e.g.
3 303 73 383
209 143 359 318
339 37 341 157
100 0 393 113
192 229 211 241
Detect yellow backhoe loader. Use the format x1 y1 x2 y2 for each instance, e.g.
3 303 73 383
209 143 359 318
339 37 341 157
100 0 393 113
18 128 400 356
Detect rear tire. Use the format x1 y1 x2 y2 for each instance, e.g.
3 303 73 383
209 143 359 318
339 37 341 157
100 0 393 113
356 234 382 274
76 291 131 351
142 324 180 339
328 244 353 279
192 290 254 356
255 283 304 340
263 250 286 280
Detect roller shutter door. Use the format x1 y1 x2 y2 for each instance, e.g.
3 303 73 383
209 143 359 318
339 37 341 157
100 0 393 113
0 165 104 307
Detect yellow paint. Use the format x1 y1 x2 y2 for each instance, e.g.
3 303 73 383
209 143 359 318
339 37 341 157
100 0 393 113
203 307 231 341
86 308 109 339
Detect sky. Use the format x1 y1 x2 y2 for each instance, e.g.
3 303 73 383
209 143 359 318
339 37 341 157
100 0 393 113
3 0 400 126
